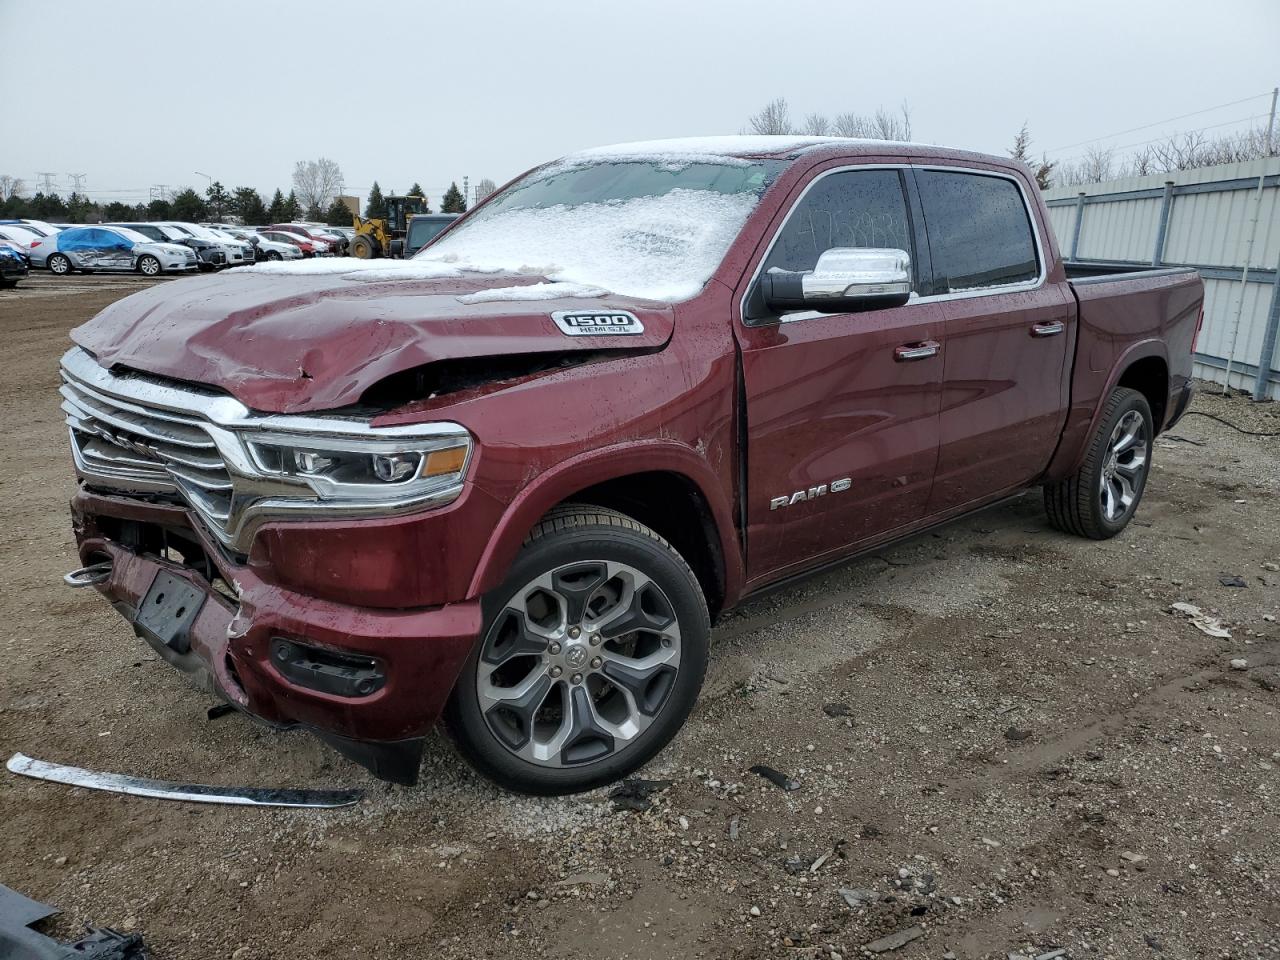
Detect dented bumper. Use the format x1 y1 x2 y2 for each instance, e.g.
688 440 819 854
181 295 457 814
71 490 482 784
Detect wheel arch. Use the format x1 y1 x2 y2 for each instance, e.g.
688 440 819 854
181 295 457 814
467 442 743 621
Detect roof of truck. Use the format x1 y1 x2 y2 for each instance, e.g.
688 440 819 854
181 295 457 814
567 135 1009 168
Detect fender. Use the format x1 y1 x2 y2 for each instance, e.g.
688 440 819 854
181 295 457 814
1044 337 1169 482
466 439 745 605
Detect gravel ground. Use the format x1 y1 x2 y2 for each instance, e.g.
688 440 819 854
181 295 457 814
1 273 1278 960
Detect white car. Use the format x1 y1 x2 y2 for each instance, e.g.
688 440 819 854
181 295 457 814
27 225 197 275
0 224 42 251
164 222 254 267
16 219 62 237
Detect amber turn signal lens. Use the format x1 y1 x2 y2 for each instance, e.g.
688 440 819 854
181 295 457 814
422 445 468 477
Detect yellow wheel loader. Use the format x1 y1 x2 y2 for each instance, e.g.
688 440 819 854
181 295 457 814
350 194 428 259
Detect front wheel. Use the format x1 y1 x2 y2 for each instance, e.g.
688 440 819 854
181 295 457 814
137 255 161 276
446 506 710 794
267 250 282 261
1044 387 1153 539
48 253 71 275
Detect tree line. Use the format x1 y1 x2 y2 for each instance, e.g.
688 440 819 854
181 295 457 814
744 98 1277 189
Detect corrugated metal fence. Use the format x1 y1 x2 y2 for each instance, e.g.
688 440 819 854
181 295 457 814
1042 158 1280 400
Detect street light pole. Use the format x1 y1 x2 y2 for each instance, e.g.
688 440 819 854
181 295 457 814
195 171 212 190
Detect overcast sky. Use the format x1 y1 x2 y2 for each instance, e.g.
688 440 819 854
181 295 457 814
2 0 1277 208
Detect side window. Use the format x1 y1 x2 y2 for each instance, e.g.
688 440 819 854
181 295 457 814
914 171 1038 293
763 169 914 280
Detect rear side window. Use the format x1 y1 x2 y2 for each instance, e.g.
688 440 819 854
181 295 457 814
763 169 913 278
914 170 1038 293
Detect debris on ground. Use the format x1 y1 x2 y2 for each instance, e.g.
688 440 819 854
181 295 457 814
1230 658 1248 671
748 764 801 791
863 925 925 953
1218 574 1247 588
0 882 147 959
838 887 878 909
1004 726 1032 741
1169 602 1232 638
607 778 672 812
822 702 853 717
206 703 236 720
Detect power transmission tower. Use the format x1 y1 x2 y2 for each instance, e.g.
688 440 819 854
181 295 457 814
150 185 170 204
68 173 87 193
36 172 58 193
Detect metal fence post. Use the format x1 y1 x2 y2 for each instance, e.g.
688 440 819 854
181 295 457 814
1069 192 1086 261
1152 180 1175 266
1253 252 1280 401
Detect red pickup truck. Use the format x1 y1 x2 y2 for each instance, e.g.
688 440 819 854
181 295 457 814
61 137 1203 793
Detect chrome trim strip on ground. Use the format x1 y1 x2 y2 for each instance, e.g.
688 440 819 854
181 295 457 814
6 752 364 808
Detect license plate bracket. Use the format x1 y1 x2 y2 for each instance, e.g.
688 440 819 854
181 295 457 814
135 571 206 654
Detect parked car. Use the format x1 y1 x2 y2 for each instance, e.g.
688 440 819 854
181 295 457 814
403 213 459 257
0 241 28 287
247 233 304 262
1 219 62 237
161 222 254 267
30 225 197 275
59 136 1202 793
0 224 41 251
266 223 345 254
256 229 327 257
107 223 226 272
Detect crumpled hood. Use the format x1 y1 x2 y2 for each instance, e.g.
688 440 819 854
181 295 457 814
71 272 674 413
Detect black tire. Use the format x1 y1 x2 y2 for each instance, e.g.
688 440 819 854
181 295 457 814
1044 387 1153 539
350 235 377 259
137 255 161 277
48 253 71 275
267 250 282 261
445 505 710 795
0 278 15 289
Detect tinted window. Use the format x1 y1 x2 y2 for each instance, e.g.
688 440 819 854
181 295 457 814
407 218 450 250
763 169 913 278
915 171 1038 292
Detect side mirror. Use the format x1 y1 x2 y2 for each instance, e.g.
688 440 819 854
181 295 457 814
758 247 912 314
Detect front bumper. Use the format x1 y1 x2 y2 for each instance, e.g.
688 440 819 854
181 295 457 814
71 490 483 783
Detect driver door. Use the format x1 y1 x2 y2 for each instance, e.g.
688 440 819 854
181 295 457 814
734 167 944 586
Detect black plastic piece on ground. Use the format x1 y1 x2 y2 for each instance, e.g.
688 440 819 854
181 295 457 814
749 764 801 791
608 778 673 812
0 882 148 959
206 703 236 720
313 730 424 785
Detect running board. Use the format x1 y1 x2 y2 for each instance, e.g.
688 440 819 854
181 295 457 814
6 753 363 808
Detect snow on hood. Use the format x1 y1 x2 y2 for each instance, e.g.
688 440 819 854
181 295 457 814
456 282 607 304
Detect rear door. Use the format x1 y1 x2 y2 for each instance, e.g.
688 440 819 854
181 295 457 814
734 166 944 583
912 168 1073 514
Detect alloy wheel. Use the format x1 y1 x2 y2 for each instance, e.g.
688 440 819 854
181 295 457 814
476 560 682 767
1098 409 1149 522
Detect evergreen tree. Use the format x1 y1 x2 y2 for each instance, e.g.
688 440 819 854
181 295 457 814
147 198 172 220
205 181 232 219
170 188 208 222
233 187 269 225
66 192 98 223
440 181 466 213
1009 123 1055 190
325 197 353 227
266 188 287 223
102 201 135 221
283 190 301 221
31 192 68 219
406 182 425 198
365 181 387 220
304 202 324 221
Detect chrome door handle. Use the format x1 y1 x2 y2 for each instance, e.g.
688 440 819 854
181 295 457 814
1031 320 1066 337
894 340 940 362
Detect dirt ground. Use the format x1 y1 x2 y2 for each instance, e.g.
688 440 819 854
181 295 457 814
1 273 1278 960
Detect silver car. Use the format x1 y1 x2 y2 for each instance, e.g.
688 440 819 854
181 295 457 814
28 225 197 276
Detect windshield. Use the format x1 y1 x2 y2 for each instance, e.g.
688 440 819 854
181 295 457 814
112 227 152 244
178 224 220 240
416 158 786 301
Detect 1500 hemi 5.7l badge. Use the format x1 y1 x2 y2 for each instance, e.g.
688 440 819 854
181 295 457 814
552 310 645 336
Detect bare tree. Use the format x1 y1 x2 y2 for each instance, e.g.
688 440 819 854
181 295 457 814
802 113 831 136
870 103 912 141
748 97 793 135
474 177 498 202
291 158 345 215
0 175 24 202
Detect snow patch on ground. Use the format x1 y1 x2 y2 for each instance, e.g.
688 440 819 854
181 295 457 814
455 282 607 304
421 188 756 301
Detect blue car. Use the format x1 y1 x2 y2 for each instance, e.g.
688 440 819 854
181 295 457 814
27 225 198 276
0 241 28 288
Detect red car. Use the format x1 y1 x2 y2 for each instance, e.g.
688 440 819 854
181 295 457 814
256 229 327 257
61 137 1202 793
266 223 345 255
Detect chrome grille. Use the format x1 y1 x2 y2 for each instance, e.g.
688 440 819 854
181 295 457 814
61 371 233 522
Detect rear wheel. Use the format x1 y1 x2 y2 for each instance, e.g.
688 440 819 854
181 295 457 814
137 255 161 276
1044 387 1153 539
446 506 710 794
267 250 282 261
48 254 71 275
350 234 377 259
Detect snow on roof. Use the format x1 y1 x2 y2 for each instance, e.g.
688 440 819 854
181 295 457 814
565 135 920 164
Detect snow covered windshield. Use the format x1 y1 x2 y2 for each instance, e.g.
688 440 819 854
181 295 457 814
415 159 787 301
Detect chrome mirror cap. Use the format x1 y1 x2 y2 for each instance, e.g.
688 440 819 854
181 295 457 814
802 247 912 299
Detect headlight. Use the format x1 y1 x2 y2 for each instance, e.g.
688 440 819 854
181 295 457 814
243 427 471 505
